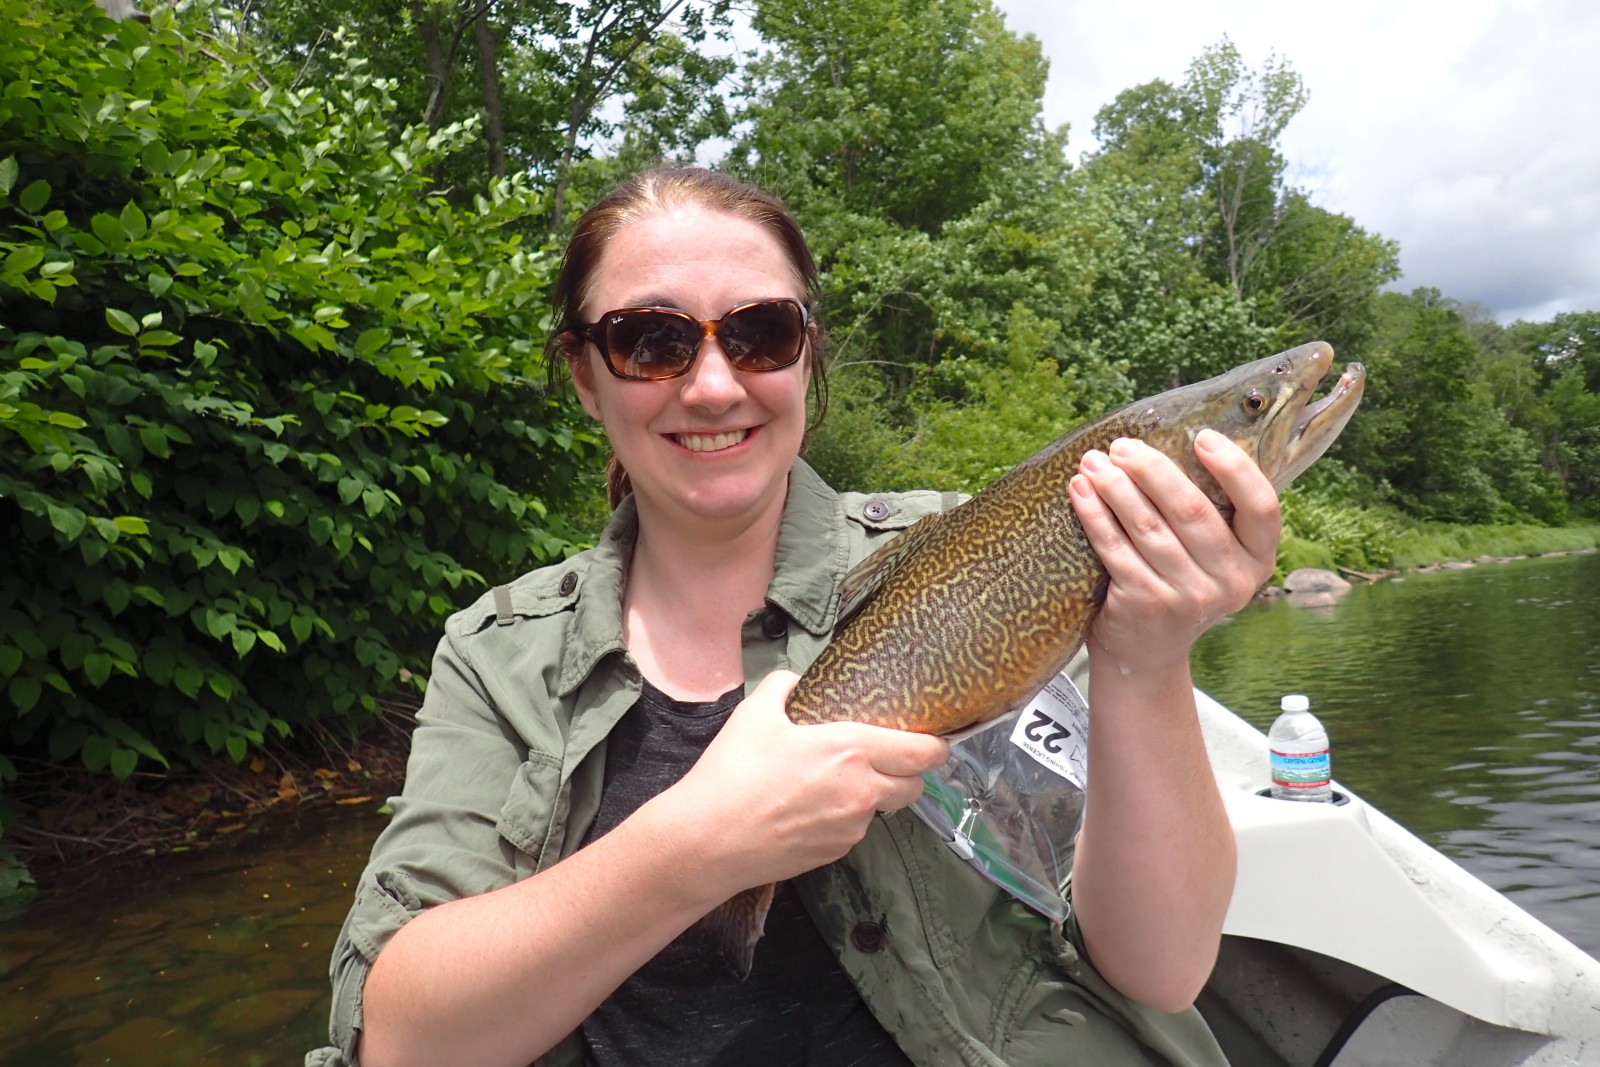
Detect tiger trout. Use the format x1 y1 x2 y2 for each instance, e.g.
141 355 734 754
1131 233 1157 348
706 340 1365 974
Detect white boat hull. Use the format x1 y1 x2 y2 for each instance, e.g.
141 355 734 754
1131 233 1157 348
1194 689 1600 1066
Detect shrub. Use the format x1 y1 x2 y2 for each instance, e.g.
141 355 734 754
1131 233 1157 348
1277 489 1402 575
0 0 596 788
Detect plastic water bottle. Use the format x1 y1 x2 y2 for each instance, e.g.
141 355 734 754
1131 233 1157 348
1268 694 1332 802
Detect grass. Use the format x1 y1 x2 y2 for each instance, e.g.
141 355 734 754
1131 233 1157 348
1387 523 1600 570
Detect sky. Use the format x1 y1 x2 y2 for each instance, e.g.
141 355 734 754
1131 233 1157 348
990 0 1600 325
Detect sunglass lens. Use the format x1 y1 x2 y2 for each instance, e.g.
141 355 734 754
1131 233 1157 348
607 311 698 380
721 301 804 370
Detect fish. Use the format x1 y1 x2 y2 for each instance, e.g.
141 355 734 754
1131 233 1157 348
703 340 1366 974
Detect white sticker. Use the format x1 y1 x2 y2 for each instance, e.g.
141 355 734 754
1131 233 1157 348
1009 673 1091 788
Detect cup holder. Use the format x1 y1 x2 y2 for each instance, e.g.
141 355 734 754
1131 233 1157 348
1254 787 1351 807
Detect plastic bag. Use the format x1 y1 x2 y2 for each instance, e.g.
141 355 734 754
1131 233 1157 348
910 670 1090 923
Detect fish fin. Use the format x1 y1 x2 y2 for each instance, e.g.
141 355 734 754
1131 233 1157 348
1090 574 1110 608
835 512 947 631
696 882 775 980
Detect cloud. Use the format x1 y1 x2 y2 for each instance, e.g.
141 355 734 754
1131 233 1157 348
996 0 1600 322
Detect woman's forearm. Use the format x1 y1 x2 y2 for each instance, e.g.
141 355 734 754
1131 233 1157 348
357 794 733 1067
1069 651 1236 1013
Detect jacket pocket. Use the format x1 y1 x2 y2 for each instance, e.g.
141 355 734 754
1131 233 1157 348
882 809 1001 968
496 751 565 876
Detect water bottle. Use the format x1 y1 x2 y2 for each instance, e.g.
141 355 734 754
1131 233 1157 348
1268 694 1332 802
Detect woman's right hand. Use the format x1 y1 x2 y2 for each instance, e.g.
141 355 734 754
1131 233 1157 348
655 669 949 893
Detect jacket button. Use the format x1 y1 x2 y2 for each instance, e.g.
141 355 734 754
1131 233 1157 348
761 608 788 639
862 500 891 522
851 921 888 953
558 572 577 596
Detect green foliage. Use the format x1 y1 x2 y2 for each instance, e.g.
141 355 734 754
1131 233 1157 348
1084 39 1398 384
809 306 1090 494
241 0 736 224
1278 489 1402 574
1494 310 1600 513
1334 291 1566 524
0 0 596 779
737 0 1053 235
1387 525 1600 570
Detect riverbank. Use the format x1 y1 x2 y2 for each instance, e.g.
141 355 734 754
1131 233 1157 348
1 698 414 906
5 524 1598 904
1387 522 1600 570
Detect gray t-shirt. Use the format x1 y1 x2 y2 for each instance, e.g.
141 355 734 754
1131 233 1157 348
579 679 913 1067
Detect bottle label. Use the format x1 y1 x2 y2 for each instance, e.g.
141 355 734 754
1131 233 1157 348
1270 748 1330 789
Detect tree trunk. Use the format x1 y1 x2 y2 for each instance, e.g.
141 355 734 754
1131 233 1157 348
473 4 506 179
412 0 452 131
549 0 690 230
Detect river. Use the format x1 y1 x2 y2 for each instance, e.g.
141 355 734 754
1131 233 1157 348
1 551 1596 1065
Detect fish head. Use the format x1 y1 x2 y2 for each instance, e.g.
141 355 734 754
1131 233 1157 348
1140 341 1366 507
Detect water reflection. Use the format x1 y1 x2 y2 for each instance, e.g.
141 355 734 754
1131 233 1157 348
0 806 377 1066
1192 550 1600 959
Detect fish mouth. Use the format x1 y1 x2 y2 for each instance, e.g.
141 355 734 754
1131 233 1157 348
1276 359 1366 490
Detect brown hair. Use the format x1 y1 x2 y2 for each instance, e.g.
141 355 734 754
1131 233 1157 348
548 167 828 507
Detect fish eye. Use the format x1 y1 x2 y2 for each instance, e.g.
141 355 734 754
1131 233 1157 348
1242 390 1266 416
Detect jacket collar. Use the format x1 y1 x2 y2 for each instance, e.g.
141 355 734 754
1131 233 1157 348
556 458 848 698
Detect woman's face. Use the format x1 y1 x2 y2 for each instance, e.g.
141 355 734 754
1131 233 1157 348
571 206 812 532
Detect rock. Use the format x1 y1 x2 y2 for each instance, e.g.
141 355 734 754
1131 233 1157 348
1282 568 1352 594
1442 561 1476 570
1285 590 1341 610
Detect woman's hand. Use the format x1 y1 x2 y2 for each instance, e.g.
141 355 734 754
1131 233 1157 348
1069 429 1281 672
656 670 949 893
1066 428 1265 1009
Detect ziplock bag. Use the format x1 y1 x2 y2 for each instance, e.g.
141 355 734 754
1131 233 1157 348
910 669 1090 923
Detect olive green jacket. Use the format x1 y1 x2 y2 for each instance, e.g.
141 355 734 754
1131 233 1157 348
307 459 1227 1067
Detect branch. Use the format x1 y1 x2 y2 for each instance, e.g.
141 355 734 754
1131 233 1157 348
290 27 333 91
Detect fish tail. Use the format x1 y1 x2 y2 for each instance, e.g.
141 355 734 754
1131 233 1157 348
695 882 774 979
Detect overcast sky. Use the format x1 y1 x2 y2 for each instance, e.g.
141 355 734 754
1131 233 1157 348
992 0 1600 324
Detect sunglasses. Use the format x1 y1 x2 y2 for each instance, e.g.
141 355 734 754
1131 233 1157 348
576 298 809 382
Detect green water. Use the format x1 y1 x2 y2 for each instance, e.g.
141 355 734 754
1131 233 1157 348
1191 549 1600 960
2 551 1596 1065
0 807 377 1065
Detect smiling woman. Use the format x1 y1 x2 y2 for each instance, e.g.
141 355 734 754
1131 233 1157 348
309 167 1276 1067
550 170 831 513
562 207 815 545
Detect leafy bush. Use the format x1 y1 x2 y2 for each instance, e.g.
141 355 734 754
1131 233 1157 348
0 0 595 788
1277 489 1403 575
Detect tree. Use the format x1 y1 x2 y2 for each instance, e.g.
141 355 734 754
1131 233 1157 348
243 0 736 223
1334 291 1563 523
1085 39 1398 376
734 0 1054 234
1501 311 1600 511
0 0 596 783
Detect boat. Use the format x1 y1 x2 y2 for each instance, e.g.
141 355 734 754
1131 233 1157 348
1192 689 1600 1066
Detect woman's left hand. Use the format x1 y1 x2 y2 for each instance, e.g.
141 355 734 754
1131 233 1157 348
1069 428 1281 673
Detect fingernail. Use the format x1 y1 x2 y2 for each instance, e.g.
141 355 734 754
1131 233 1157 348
1109 437 1138 458
1070 474 1091 498
1195 428 1222 451
1081 449 1107 472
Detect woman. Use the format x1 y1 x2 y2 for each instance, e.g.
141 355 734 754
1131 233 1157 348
308 167 1279 1067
